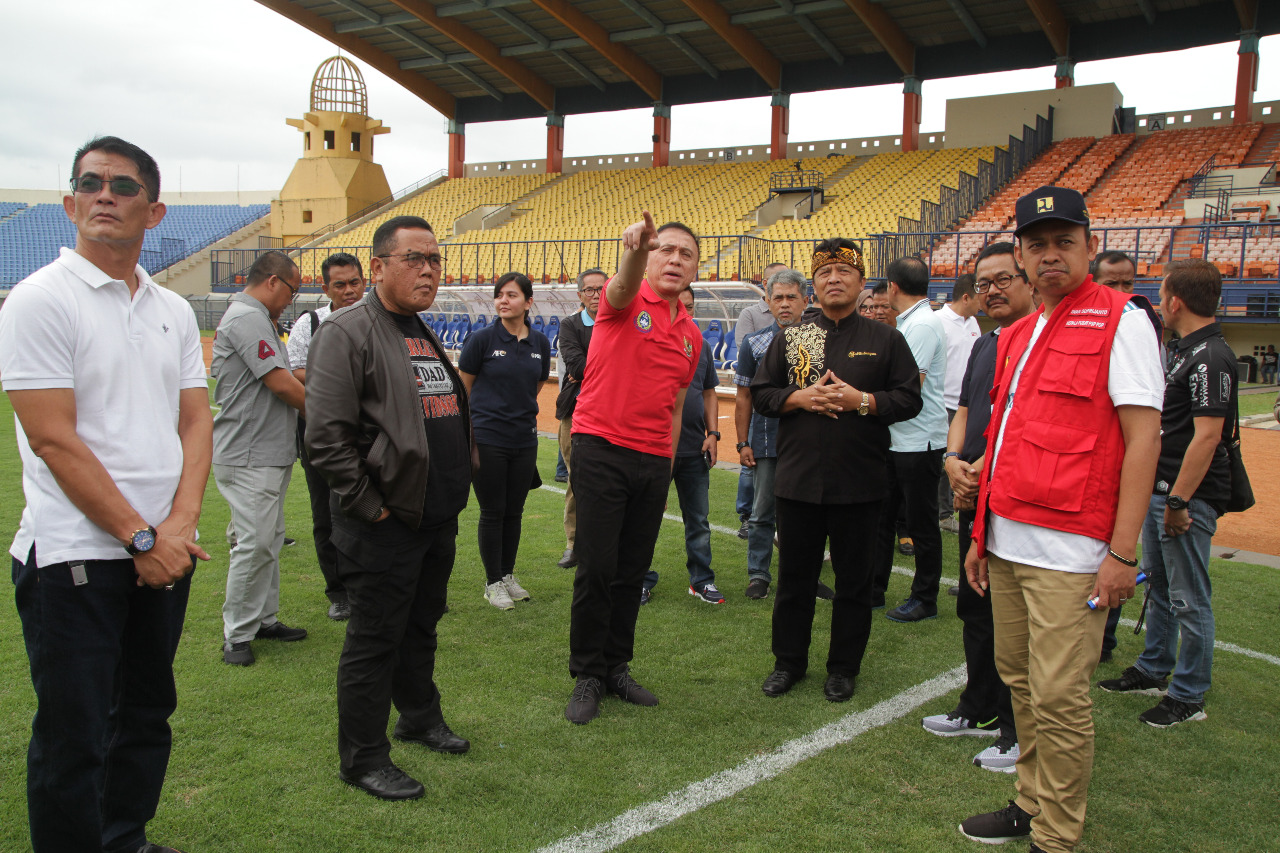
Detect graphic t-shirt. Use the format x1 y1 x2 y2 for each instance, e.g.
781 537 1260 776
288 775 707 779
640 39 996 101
391 312 471 528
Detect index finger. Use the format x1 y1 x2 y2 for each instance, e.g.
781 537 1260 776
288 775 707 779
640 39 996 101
642 210 656 232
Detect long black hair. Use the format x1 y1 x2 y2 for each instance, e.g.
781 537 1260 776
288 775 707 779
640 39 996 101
495 271 534 329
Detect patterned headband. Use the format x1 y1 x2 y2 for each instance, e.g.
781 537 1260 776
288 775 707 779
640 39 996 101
811 245 864 277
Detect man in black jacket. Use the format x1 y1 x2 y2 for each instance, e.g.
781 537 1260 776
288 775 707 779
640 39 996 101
555 269 604 569
306 215 473 801
752 238 922 703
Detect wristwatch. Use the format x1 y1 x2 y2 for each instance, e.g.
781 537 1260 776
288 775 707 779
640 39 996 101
707 430 721 440
125 526 157 555
736 441 750 451
857 392 870 416
1166 495 1189 511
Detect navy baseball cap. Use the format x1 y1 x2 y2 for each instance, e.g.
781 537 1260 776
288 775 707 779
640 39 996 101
1013 185 1091 237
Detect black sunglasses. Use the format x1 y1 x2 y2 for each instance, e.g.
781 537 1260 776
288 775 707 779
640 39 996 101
70 175 148 198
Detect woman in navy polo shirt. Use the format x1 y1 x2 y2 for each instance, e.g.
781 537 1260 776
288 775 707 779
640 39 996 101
459 272 552 610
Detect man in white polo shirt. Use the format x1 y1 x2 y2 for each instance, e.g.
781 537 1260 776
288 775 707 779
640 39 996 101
0 136 211 853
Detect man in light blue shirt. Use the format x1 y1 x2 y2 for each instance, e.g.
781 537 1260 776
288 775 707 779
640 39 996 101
873 256 949 622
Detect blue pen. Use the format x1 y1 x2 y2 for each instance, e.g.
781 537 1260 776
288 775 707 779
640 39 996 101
1087 572 1147 610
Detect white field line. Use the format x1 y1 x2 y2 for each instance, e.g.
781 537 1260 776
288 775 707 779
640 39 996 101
534 666 966 853
537 483 1280 668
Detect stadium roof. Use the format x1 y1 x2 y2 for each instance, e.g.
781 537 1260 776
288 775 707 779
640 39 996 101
255 0 1275 124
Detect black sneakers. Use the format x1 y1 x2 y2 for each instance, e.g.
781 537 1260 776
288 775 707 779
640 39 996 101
393 721 471 753
1098 665 1168 696
886 598 938 623
340 763 424 800
607 665 659 706
565 676 603 724
959 800 1034 843
255 621 308 642
745 578 769 599
1139 696 1207 728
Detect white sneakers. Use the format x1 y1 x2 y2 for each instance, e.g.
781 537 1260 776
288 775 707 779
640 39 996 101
484 581 514 611
502 573 530 601
485 574 530 610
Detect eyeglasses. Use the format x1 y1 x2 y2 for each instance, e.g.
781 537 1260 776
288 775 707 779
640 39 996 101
70 175 147 198
579 286 603 295
377 251 445 271
974 272 1025 294
276 274 301 300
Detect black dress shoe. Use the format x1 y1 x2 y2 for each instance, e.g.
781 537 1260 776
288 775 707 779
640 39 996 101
824 673 855 702
762 669 800 697
394 722 470 754
340 763 424 800
255 621 308 641
557 548 578 569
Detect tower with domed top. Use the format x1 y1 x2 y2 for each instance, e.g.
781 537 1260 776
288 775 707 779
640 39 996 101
272 56 392 245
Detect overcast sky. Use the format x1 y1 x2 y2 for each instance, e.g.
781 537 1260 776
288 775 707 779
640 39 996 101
3 1 1277 195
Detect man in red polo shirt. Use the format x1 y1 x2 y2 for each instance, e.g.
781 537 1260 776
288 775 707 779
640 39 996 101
565 211 703 725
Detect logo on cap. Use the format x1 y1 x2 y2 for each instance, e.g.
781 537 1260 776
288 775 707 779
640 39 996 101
1037 197 1054 213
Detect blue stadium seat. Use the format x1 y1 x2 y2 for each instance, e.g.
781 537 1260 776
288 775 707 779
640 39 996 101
545 315 560 356
719 329 738 370
701 319 723 361
532 314 545 337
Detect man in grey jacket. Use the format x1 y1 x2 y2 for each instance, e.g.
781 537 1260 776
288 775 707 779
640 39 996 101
305 215 473 801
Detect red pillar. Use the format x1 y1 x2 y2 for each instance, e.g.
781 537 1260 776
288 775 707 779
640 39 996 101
770 92 790 160
653 104 670 168
1055 57 1075 89
546 112 564 174
902 76 921 152
447 119 465 179
1235 33 1259 125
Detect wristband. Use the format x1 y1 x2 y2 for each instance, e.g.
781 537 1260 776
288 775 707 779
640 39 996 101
943 451 961 461
707 430 721 440
1107 548 1138 567
736 441 749 451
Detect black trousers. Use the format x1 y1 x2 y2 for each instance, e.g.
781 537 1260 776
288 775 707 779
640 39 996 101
472 442 538 585
331 511 456 776
298 420 344 604
13 549 191 853
956 511 1015 736
872 449 945 606
772 497 882 678
568 435 669 680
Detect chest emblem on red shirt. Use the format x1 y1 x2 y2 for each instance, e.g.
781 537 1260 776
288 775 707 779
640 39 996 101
635 311 653 332
683 337 693 358
258 340 276 359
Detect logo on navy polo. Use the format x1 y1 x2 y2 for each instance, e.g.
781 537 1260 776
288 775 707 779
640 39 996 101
491 349 507 357
531 352 542 359
635 311 653 332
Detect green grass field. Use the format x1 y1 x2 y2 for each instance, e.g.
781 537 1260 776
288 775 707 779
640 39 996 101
1 393 1278 852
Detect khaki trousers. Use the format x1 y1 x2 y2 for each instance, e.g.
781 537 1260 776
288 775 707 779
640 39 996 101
988 553 1107 853
559 415 576 548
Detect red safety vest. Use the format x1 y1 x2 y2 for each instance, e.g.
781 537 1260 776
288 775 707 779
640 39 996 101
972 278 1130 556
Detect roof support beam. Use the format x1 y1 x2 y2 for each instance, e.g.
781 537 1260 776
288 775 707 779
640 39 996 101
676 0 781 89
840 0 915 75
1023 0 1070 58
525 0 663 100
485 7 605 90
384 0 555 108
253 0 455 117
616 0 719 78
328 0 503 101
1135 0 1156 25
1234 0 1257 29
944 0 988 49
774 0 844 64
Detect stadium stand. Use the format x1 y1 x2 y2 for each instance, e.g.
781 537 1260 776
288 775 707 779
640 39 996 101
302 172 556 281
0 202 269 287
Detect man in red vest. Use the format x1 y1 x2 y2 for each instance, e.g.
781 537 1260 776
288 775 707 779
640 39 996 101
958 187 1163 853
